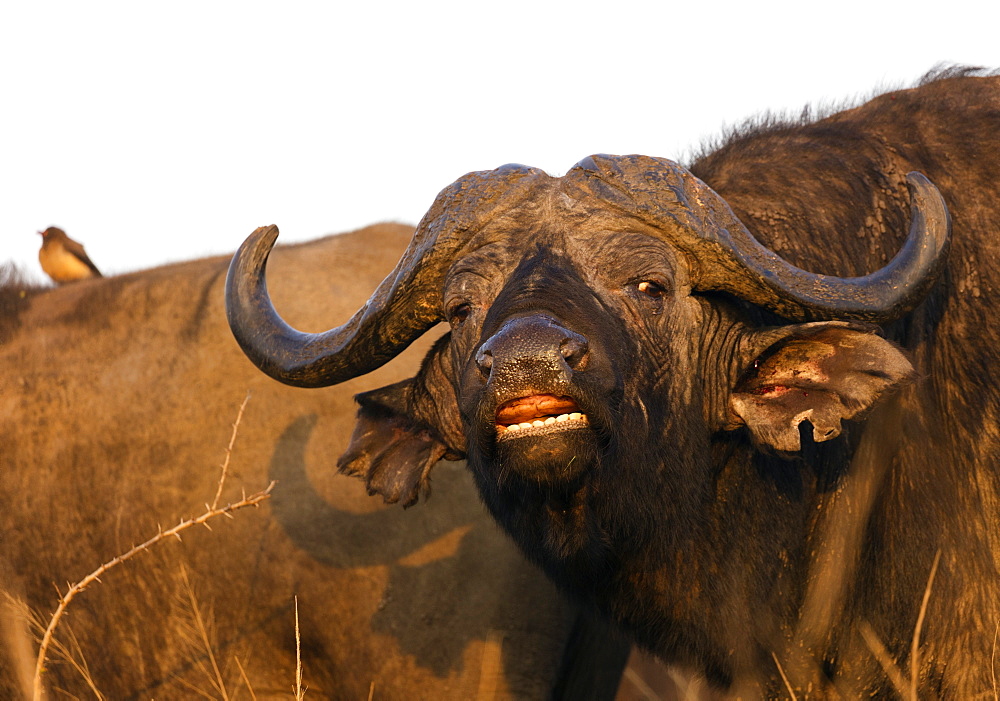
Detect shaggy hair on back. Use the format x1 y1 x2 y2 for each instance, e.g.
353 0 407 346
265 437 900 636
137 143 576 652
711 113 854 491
687 64 999 167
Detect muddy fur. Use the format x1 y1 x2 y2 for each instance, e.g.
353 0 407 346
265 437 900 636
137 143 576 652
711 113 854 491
318 71 1000 698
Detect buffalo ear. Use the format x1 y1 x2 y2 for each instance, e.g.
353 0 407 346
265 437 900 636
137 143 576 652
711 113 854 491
726 323 915 454
337 335 465 507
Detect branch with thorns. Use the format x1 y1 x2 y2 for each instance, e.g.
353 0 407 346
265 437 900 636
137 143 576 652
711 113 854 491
31 392 274 701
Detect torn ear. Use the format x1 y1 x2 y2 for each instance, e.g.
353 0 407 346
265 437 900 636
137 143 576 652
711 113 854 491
337 334 465 507
726 322 915 454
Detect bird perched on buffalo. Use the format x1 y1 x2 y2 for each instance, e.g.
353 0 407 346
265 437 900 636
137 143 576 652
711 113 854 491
37 227 103 284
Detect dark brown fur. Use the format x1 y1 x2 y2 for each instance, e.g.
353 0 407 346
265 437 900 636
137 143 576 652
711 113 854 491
333 70 1000 697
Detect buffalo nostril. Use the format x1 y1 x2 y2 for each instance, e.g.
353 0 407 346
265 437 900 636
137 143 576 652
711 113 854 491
560 334 589 369
476 347 494 376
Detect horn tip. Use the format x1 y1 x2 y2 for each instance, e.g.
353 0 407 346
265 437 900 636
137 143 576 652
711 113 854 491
249 224 280 246
234 225 281 271
903 171 951 241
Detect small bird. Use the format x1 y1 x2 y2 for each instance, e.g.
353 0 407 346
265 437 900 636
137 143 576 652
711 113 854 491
38 227 103 284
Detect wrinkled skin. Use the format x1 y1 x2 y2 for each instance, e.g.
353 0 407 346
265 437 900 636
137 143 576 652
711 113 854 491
0 225 628 700
229 70 1000 697
343 71 1000 699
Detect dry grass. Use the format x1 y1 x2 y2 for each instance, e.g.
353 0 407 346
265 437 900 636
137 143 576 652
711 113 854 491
294 596 305 701
771 651 798 701
174 565 238 700
475 630 504 701
234 656 259 701
909 550 942 699
992 619 999 701
859 621 909 698
5 604 106 701
759 546 950 700
859 549 942 701
27 394 277 701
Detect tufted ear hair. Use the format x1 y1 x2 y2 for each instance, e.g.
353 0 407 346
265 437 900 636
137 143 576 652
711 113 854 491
725 322 915 454
337 334 465 507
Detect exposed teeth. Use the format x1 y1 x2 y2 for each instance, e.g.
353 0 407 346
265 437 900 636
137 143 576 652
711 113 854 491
500 412 588 433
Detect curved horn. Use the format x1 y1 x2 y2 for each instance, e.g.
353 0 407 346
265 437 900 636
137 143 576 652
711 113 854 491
226 164 544 388
576 155 951 323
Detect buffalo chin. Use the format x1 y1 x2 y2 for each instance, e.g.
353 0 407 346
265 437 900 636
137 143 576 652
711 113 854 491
469 434 609 567
494 429 598 484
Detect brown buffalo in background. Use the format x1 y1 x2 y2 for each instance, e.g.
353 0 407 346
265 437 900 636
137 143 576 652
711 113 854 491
0 223 630 699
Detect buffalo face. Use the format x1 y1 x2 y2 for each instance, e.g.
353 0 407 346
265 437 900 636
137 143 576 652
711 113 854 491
439 214 720 568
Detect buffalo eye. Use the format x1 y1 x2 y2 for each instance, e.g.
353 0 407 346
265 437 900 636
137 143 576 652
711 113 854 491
636 280 667 298
628 279 668 314
448 302 472 327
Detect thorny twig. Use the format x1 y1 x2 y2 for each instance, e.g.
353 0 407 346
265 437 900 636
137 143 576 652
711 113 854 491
32 395 272 701
212 392 251 510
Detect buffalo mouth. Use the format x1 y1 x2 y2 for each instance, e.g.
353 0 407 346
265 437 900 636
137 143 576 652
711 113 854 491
494 394 590 440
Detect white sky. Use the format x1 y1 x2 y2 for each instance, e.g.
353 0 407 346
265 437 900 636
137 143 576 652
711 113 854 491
2 1 996 281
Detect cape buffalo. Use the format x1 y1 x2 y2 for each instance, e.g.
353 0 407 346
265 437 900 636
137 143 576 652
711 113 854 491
0 224 628 700
227 68 1000 697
